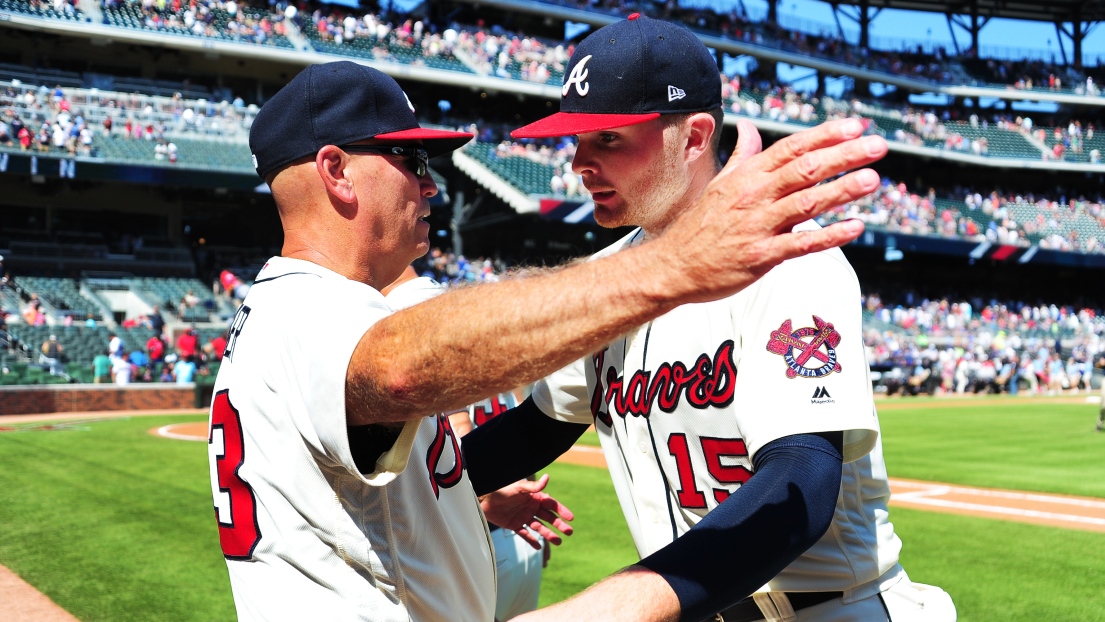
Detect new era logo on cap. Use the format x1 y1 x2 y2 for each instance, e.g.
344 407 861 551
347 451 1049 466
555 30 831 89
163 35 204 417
511 14 722 139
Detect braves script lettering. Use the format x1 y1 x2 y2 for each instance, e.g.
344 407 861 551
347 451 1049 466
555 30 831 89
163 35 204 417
590 340 736 426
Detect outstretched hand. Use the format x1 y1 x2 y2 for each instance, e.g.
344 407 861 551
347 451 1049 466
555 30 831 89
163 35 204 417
654 117 887 305
480 474 574 550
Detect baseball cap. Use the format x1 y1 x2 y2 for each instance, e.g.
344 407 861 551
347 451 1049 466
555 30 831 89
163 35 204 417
511 14 722 139
250 61 473 179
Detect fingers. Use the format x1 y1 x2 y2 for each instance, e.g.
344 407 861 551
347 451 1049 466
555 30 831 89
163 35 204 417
768 135 886 200
765 220 865 265
758 118 867 173
513 526 545 550
769 168 880 229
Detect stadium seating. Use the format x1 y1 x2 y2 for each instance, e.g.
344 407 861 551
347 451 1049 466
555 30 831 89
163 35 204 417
0 0 83 21
463 142 560 196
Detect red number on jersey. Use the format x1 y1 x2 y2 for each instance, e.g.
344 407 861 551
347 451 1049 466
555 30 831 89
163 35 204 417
472 395 509 427
667 433 707 508
701 437 752 503
667 434 751 508
209 390 261 560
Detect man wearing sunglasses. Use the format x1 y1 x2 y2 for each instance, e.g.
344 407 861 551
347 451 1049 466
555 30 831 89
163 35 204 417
210 60 885 621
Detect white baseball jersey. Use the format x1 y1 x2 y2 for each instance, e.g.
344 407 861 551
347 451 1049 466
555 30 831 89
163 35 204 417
386 276 545 622
533 225 903 597
207 257 495 622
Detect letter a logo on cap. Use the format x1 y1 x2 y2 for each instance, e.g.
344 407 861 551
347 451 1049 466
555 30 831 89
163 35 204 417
563 55 593 97
668 85 686 102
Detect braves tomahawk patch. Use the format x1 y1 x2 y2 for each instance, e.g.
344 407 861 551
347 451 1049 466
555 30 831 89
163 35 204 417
766 315 843 379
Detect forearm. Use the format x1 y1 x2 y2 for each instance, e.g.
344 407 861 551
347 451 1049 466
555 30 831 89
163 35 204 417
346 246 682 425
639 432 843 621
346 118 883 425
513 565 680 622
462 397 590 495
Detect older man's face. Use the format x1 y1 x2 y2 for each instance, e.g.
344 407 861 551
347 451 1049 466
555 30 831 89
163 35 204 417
345 140 439 267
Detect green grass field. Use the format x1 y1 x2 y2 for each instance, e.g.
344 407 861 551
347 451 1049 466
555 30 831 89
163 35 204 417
0 397 1103 621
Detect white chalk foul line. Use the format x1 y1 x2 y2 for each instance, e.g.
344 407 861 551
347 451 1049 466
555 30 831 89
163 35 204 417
156 424 208 442
890 479 1105 510
892 496 1105 526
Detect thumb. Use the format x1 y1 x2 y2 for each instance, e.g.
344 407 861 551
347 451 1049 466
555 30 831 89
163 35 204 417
730 119 763 164
530 473 550 492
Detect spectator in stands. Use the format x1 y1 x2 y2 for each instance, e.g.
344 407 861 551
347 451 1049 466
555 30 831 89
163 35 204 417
146 305 165 333
176 326 198 359
203 332 227 363
17 125 31 151
1047 352 1067 394
147 331 166 363
181 289 200 309
84 313 97 327
21 294 40 324
159 362 175 383
92 349 112 384
129 346 149 373
174 354 197 384
112 352 133 385
40 335 64 374
0 116 11 146
108 331 125 361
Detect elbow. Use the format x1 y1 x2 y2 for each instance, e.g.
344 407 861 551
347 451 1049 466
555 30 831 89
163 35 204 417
797 477 840 551
377 365 425 409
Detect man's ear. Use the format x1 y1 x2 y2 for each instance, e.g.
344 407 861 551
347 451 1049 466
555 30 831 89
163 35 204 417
684 112 716 164
316 145 356 204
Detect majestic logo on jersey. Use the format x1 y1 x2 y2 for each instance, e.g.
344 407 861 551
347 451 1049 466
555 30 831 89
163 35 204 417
590 340 736 427
667 85 686 101
766 316 842 379
562 55 592 97
426 414 464 498
811 386 835 404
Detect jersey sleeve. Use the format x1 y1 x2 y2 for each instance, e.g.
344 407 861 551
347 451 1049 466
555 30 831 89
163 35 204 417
531 357 593 424
731 248 878 464
290 278 413 486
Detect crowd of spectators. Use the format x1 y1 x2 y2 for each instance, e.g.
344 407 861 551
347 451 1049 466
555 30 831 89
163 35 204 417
817 176 1105 254
101 0 290 46
0 79 257 164
413 247 508 285
862 292 1105 396
0 84 95 156
94 321 223 385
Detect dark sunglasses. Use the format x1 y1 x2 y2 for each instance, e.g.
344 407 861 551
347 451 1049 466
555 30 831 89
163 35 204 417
340 145 429 178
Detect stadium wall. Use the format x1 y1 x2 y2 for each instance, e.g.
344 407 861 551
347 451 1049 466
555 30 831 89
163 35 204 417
0 383 200 415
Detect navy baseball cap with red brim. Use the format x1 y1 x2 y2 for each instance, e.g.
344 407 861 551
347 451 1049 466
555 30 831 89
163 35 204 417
250 61 472 179
511 14 721 139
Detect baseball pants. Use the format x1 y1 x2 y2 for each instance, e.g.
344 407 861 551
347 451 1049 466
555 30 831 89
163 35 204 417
491 527 543 621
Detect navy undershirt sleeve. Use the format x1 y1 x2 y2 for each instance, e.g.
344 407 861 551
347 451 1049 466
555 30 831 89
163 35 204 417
461 396 591 496
637 431 844 622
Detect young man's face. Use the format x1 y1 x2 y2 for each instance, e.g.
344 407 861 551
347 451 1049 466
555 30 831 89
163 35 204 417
572 116 692 233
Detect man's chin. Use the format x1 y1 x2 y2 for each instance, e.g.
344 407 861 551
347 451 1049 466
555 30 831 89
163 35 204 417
592 205 627 229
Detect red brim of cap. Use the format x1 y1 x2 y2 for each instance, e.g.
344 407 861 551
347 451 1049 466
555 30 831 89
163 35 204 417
375 127 474 158
511 112 661 139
